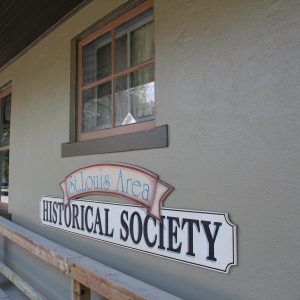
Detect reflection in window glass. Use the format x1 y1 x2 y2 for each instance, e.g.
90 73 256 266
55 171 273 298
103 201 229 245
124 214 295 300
115 64 155 126
83 32 112 84
115 34 128 73
82 81 112 132
0 95 10 147
3 95 11 124
0 89 10 205
0 128 10 147
115 75 130 126
0 149 9 204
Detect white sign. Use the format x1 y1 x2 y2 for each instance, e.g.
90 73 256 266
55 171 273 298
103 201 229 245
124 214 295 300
41 196 237 273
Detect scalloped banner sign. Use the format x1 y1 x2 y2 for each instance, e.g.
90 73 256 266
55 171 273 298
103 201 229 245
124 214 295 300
60 163 173 219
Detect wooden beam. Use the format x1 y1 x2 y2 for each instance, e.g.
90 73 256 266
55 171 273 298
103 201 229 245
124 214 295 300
0 217 181 300
72 279 91 300
0 260 46 300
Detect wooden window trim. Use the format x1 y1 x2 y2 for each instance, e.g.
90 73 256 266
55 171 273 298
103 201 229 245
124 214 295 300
81 58 154 91
78 119 155 141
78 0 153 47
0 85 11 99
0 145 9 152
77 0 155 142
0 202 8 212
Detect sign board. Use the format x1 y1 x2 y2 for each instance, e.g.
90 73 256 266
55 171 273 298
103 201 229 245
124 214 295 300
41 196 237 273
60 163 173 219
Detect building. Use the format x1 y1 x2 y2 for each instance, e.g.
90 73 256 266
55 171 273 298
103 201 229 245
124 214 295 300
0 0 299 299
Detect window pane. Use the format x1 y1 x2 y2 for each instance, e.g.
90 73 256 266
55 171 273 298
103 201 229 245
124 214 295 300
0 94 11 147
0 128 10 147
115 34 128 73
115 64 155 126
115 75 130 126
0 150 9 204
131 21 154 66
2 95 11 124
115 8 154 71
83 32 111 85
82 81 112 132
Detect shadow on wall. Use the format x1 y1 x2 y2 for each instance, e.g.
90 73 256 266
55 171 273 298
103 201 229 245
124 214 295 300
182 285 241 300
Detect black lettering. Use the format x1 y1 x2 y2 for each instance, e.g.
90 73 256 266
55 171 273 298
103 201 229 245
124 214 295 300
49 201 52 222
58 202 63 225
201 221 222 261
158 216 166 250
72 204 80 229
182 218 200 257
85 206 93 233
120 210 129 241
64 204 71 227
43 200 49 221
167 216 182 253
130 212 142 244
52 202 58 224
143 215 157 247
104 208 114 237
93 208 103 235
80 205 85 230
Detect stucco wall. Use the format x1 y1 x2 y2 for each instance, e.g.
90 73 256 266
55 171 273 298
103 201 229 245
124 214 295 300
0 0 299 299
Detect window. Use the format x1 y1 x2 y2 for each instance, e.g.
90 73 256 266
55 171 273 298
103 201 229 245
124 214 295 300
0 85 11 210
77 0 155 141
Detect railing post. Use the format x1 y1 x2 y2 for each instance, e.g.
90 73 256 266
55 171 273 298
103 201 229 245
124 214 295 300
72 279 90 300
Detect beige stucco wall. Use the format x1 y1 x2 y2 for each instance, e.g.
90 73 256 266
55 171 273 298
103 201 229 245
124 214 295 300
0 0 299 299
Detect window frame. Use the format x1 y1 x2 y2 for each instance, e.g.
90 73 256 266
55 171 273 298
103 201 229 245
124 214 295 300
77 0 155 142
0 84 11 212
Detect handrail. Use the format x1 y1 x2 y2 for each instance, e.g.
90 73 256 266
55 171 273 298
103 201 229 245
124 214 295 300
0 260 46 300
0 217 181 300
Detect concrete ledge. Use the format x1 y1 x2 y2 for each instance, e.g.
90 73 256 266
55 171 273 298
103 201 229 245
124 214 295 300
61 125 168 157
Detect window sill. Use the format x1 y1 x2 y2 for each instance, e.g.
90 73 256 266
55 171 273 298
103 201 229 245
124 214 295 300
61 125 168 157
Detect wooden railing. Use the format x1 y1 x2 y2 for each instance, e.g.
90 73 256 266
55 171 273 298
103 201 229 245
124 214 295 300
0 216 181 300
0 260 46 299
